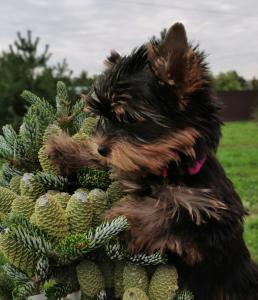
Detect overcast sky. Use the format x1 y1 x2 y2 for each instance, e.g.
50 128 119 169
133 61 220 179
0 0 257 78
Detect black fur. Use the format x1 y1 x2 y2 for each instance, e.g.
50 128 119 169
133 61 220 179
87 23 258 299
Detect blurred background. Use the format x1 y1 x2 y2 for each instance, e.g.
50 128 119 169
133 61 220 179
0 0 257 259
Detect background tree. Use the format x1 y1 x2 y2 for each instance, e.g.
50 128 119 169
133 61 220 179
251 77 258 90
72 71 96 95
0 31 73 130
213 71 247 91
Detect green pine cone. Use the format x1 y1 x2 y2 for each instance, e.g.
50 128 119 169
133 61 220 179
43 124 62 144
49 191 70 210
20 173 45 200
46 190 59 195
11 196 35 219
44 280 73 300
66 190 92 233
55 192 71 210
78 168 111 190
148 265 178 300
35 194 69 240
88 189 108 227
0 186 17 213
123 263 149 293
107 181 125 204
9 175 22 194
38 146 60 175
30 212 37 224
114 261 125 298
0 231 36 273
123 288 149 300
73 132 88 141
76 260 105 298
99 258 115 289
79 117 98 137
175 289 194 300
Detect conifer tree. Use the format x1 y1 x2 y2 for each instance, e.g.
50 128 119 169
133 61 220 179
0 82 191 300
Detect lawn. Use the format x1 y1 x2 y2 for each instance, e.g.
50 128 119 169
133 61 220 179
218 122 258 261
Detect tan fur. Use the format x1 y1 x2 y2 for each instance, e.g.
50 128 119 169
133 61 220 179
103 49 121 70
147 42 207 108
93 128 200 174
112 104 126 122
82 94 90 113
45 133 107 175
106 186 227 263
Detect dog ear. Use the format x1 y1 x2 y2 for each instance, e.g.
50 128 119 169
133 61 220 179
104 49 121 69
161 23 188 83
162 23 187 54
147 22 188 86
148 23 206 109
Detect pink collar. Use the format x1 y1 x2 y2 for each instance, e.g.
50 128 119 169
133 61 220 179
162 154 207 177
188 154 207 175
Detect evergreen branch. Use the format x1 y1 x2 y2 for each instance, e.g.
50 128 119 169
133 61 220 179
44 280 73 300
55 233 90 260
71 99 87 131
2 264 29 284
0 125 17 160
127 252 165 265
105 240 126 260
19 113 43 161
12 225 53 255
55 217 129 261
35 257 49 281
5 214 53 255
0 135 13 160
71 98 84 116
27 101 56 129
97 290 107 300
21 90 41 105
1 163 23 182
77 168 111 190
13 137 26 160
0 174 9 187
73 111 87 132
34 172 68 189
5 213 47 238
56 81 70 118
13 281 36 300
87 216 129 250
175 289 194 300
2 124 17 149
106 239 165 265
0 223 7 232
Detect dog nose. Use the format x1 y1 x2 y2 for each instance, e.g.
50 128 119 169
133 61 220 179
98 145 109 157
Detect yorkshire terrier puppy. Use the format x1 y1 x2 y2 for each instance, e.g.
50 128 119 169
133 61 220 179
47 23 258 299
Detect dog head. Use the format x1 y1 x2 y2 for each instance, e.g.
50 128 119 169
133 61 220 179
86 23 221 177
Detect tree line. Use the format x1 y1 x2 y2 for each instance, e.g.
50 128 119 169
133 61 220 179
0 31 95 130
0 31 257 129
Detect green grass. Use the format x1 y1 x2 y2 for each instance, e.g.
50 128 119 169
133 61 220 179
218 121 258 261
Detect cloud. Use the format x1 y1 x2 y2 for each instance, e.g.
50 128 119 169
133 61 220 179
0 0 257 78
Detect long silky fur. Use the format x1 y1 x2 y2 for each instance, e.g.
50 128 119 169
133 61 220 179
45 133 106 175
106 186 227 255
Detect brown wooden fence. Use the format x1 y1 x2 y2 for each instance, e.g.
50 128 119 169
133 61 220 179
216 91 258 121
